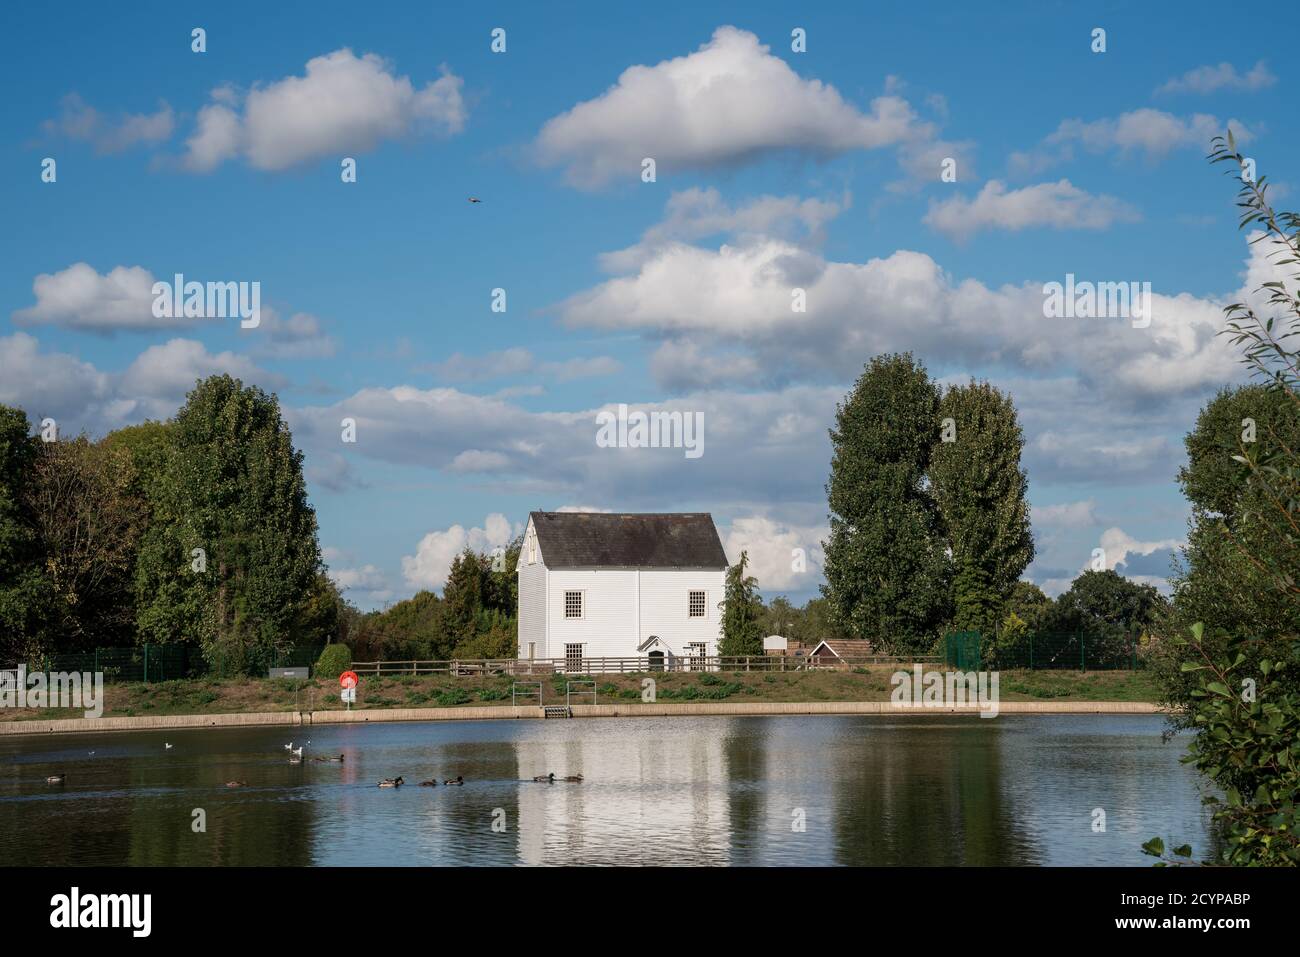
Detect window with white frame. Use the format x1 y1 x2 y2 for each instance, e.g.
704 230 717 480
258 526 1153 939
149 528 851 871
688 590 707 618
564 590 583 619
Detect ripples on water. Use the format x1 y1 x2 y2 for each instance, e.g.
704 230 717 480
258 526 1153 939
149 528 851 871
0 715 1213 866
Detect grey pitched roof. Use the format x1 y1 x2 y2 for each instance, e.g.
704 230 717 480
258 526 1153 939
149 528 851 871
530 511 728 569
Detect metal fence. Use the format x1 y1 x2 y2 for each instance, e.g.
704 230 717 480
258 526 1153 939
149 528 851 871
10 644 325 683
945 630 1144 671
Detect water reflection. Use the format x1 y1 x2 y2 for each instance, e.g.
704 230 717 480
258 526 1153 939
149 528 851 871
0 715 1212 866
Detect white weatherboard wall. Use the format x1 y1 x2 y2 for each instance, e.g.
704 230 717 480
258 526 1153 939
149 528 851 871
638 569 724 653
517 561 547 658
544 567 724 659
547 569 638 658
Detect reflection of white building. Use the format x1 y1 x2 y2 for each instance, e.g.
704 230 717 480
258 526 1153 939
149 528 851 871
514 721 731 865
517 512 727 670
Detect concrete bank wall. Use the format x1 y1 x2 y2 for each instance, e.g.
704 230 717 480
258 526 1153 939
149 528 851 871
0 699 1164 736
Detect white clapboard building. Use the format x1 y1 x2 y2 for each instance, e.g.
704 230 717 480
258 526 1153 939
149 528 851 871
517 511 728 671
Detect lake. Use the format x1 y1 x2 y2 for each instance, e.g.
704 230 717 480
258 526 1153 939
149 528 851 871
0 714 1214 866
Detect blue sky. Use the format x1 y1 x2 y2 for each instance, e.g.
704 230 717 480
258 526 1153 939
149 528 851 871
2 0 1293 609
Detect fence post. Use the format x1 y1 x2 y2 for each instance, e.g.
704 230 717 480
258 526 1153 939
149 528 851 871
143 644 150 684
1029 634 1033 671
1079 631 1085 672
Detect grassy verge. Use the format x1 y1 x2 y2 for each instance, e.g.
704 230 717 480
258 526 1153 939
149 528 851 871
0 666 1161 721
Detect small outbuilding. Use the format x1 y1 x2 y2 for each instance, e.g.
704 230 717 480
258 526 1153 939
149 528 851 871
806 639 875 668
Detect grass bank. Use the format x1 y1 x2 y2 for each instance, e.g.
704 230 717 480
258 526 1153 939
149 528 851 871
0 665 1160 722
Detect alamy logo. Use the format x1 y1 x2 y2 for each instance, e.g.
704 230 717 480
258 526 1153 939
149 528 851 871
151 273 261 328
0 666 103 718
50 887 151 937
890 665 1000 718
595 403 704 459
1042 274 1152 328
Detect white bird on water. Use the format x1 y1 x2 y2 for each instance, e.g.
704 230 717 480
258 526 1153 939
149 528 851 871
284 742 294 750
290 746 303 757
164 743 173 750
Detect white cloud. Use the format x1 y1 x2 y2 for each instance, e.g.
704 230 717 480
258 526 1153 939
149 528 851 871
182 49 466 172
12 263 185 333
401 514 517 591
722 515 826 591
245 309 338 359
555 221 1245 401
924 179 1139 240
1156 61 1276 96
1097 527 1183 573
536 26 930 186
538 356 622 381
0 333 280 433
1010 109 1252 174
1031 500 1100 530
42 93 174 153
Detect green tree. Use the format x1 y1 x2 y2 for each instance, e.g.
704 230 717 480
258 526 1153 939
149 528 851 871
25 436 143 649
0 405 47 662
719 551 763 656
930 381 1034 637
822 353 950 654
1145 134 1300 865
133 375 322 674
1041 570 1164 667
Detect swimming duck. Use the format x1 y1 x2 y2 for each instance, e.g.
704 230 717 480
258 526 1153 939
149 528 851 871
532 773 555 783
46 774 65 785
443 775 464 786
164 743 174 750
378 776 404 788
562 774 583 783
284 742 294 750
419 778 439 787
290 745 303 758
225 781 247 788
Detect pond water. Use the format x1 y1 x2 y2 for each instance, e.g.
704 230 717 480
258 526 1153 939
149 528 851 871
0 714 1214 866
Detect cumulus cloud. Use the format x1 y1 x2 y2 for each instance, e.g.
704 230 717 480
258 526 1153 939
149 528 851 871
11 263 188 333
0 332 280 433
722 515 826 591
554 216 1247 403
1156 61 1276 96
244 308 338 360
402 514 517 591
181 49 466 172
1097 527 1183 575
287 382 839 509
42 93 174 153
1009 109 1251 174
923 179 1139 240
1031 500 1101 530
535 26 932 186
427 348 620 383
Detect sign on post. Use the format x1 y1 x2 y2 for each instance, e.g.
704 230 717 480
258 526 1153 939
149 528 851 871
340 671 359 709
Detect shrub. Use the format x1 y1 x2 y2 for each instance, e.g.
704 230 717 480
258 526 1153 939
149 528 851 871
314 644 352 680
435 687 471 707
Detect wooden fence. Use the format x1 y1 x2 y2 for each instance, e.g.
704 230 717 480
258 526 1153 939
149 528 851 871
350 654 941 677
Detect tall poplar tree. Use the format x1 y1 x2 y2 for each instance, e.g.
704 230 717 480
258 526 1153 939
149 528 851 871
822 353 950 654
134 376 323 674
929 380 1034 636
